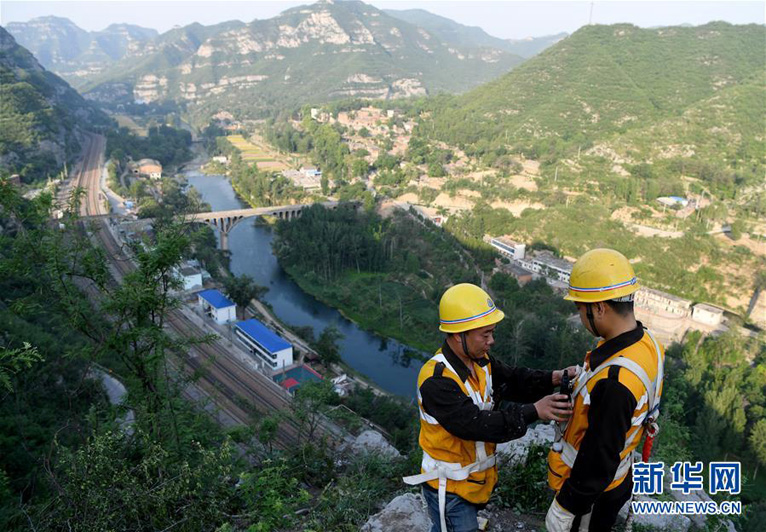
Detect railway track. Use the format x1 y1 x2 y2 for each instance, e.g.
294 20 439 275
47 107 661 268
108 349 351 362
70 134 321 449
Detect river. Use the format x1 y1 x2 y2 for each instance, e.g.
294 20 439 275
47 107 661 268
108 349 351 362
185 171 424 398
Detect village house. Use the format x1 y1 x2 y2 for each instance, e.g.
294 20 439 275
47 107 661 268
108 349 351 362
691 303 725 326
489 236 527 261
234 318 294 371
133 158 162 180
282 168 323 191
197 289 236 324
518 250 573 285
635 287 692 317
176 265 202 291
497 260 534 285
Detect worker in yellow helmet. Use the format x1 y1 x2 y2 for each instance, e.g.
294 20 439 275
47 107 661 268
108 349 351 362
404 283 577 532
546 249 665 532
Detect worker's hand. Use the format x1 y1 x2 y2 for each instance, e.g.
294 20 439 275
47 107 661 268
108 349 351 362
534 394 573 422
545 498 575 532
552 365 581 386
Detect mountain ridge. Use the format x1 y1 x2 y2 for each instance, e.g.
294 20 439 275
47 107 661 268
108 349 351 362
76 0 525 121
384 8 567 57
6 1 526 122
5 16 159 83
422 21 765 178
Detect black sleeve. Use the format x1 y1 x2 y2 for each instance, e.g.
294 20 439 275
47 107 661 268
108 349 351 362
489 354 555 404
420 374 539 443
556 371 637 516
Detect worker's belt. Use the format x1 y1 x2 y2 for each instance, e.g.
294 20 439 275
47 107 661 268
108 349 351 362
558 439 634 484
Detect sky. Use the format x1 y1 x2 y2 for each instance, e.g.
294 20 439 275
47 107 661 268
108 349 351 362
1 0 763 40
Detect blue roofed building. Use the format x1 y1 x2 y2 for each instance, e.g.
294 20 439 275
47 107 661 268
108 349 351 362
234 319 294 371
197 289 236 324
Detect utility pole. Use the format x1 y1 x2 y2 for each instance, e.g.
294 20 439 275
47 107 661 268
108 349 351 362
589 2 595 25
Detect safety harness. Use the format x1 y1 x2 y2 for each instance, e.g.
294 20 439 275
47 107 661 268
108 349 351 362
403 352 496 532
552 329 664 485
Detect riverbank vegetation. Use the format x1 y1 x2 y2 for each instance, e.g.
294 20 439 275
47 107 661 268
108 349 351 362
273 203 481 351
211 136 313 208
273 203 591 360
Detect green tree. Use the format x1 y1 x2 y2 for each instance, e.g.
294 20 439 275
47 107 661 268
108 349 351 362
223 274 268 320
749 419 766 480
0 343 41 393
128 178 147 201
730 220 744 241
313 325 344 366
291 380 339 442
258 415 281 455
351 158 370 179
427 161 446 177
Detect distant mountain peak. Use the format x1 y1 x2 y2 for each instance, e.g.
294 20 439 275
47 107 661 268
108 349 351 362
384 7 564 58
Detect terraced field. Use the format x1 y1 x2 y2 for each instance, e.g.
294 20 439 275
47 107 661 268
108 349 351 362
114 114 147 136
226 134 289 171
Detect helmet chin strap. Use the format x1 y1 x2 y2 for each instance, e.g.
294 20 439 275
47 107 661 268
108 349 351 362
586 303 602 338
460 332 472 359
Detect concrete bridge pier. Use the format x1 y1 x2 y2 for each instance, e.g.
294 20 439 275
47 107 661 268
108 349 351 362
210 215 243 251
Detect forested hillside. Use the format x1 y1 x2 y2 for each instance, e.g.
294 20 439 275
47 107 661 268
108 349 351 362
392 21 766 310
0 26 109 183
423 22 764 179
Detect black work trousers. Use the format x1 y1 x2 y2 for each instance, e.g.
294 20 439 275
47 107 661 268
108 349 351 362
570 472 632 531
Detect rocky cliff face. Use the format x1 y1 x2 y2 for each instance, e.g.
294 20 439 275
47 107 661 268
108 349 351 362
5 16 157 85
18 0 523 120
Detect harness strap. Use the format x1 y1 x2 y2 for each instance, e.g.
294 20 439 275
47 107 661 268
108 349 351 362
644 330 664 417
403 451 497 532
571 333 664 417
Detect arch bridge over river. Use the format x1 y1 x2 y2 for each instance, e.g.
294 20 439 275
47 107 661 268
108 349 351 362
189 201 338 249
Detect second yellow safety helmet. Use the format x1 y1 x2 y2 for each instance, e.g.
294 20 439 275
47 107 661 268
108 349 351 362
439 283 505 333
565 248 639 303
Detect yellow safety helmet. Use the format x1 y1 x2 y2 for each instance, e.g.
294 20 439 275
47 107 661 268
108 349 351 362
565 248 639 303
439 283 505 333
